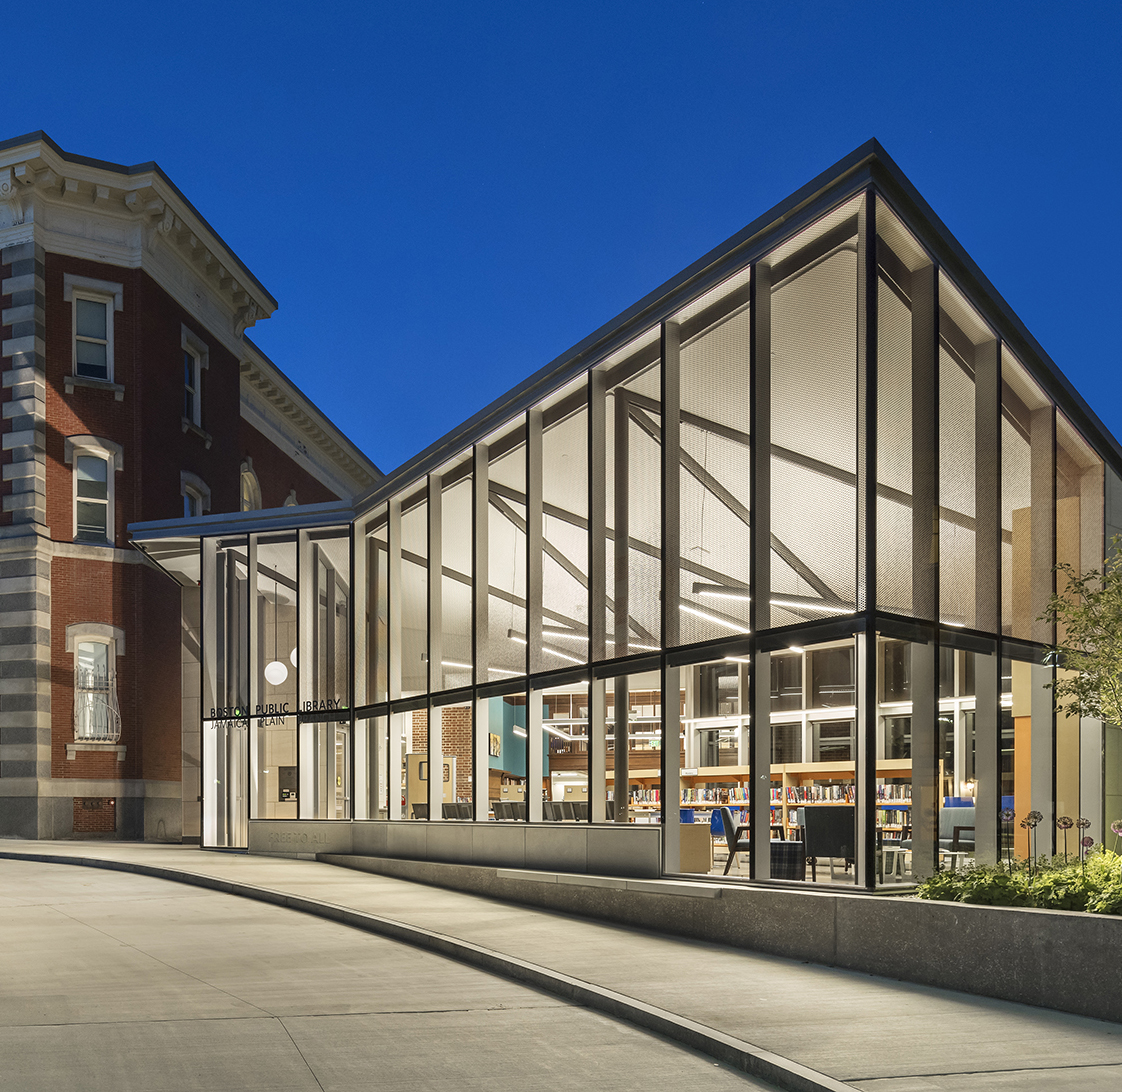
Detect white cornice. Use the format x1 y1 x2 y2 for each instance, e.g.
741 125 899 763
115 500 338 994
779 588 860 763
240 348 380 500
0 137 275 350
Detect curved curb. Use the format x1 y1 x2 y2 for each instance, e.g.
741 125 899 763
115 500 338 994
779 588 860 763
0 849 852 1092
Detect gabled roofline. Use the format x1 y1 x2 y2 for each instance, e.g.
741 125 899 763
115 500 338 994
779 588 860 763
355 138 1121 511
0 129 277 311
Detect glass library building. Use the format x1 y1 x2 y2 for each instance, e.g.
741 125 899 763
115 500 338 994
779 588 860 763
132 141 1122 890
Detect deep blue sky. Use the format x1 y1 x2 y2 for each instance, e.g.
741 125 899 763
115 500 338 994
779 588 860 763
9 2 1121 474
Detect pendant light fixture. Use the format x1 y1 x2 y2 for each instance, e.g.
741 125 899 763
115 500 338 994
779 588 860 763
264 577 288 686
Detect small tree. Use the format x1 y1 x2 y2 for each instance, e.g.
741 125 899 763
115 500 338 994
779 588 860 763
1041 536 1122 724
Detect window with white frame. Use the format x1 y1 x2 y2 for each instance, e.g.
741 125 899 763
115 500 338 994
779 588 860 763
184 349 201 425
240 459 262 511
67 625 124 743
64 275 123 384
181 326 208 429
181 470 211 519
74 296 111 380
67 436 122 544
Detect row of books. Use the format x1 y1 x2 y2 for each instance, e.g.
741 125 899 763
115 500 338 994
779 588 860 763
784 785 855 803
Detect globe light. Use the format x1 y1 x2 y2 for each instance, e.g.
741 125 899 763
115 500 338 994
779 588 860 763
264 660 288 686
289 647 298 667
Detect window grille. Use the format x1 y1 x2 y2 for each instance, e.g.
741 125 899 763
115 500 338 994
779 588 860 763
74 645 121 742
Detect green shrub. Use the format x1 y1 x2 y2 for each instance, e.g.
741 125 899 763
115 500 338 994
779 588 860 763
913 847 1122 913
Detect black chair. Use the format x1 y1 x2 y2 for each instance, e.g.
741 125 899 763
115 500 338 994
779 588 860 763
560 800 575 821
457 802 473 820
511 802 528 821
442 803 459 819
718 807 750 875
605 800 615 821
489 799 502 819
542 801 563 821
802 805 855 881
494 801 511 820
410 802 429 820
574 801 589 821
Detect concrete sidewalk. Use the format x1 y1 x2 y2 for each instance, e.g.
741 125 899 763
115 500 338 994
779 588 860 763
3 841 1121 1091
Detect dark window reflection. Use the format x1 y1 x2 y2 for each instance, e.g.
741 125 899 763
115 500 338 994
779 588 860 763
882 641 910 702
885 715 911 759
813 719 854 761
772 722 802 764
811 646 854 707
771 653 803 711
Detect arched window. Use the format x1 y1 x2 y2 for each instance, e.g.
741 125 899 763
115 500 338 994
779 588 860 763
240 458 262 512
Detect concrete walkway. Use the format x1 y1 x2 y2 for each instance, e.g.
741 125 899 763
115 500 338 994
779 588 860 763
3 841 1121 1091
0 856 769 1092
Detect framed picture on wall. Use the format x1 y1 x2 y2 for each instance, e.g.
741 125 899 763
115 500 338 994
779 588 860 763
489 732 501 757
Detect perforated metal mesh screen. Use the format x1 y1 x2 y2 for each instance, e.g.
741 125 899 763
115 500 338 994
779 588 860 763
1055 410 1104 605
367 511 389 703
441 464 473 691
539 380 589 673
398 495 428 697
1000 347 1047 639
487 426 527 681
876 272 913 614
768 207 858 628
677 279 751 644
939 344 977 630
604 360 662 657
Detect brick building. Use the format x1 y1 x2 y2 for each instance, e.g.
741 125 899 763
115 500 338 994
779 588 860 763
0 132 380 840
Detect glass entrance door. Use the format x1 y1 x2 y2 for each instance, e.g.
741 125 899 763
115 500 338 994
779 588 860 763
203 718 248 847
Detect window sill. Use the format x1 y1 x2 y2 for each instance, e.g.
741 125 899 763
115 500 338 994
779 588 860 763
65 375 125 401
67 742 126 762
181 417 213 449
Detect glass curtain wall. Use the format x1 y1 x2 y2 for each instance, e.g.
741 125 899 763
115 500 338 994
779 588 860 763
202 536 249 848
223 182 1115 892
250 533 298 821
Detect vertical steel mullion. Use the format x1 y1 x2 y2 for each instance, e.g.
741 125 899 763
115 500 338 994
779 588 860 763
348 528 356 820
200 538 213 845
749 263 773 878
1030 403 1057 851
428 473 442 820
908 258 939 883
387 498 402 819
388 499 402 702
974 334 1001 863
526 409 543 818
856 188 878 890
473 443 489 820
613 386 630 824
588 371 607 823
661 321 681 870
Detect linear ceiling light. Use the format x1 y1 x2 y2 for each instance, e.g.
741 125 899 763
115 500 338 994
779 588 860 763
507 630 584 664
680 604 750 632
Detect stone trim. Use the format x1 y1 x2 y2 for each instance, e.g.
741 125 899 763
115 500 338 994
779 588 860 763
62 273 124 311
65 621 126 655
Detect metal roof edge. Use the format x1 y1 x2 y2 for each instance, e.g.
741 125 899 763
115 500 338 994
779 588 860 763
354 140 884 507
129 499 355 542
864 152 1122 474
